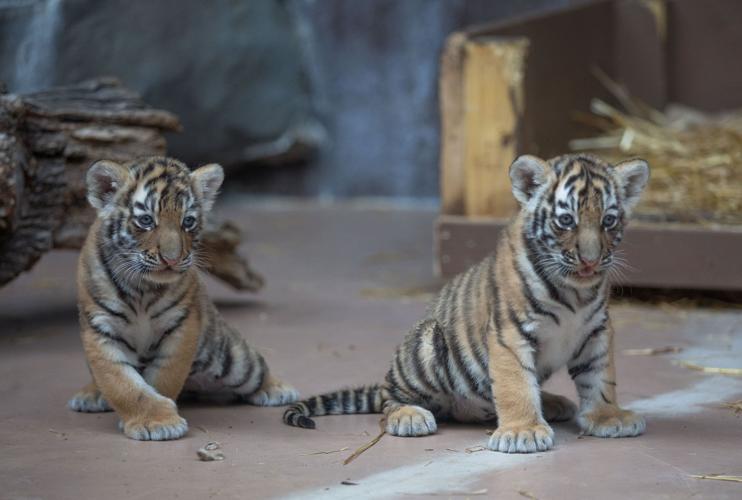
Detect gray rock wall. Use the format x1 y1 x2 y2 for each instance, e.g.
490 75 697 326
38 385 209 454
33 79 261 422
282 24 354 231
1 0 311 167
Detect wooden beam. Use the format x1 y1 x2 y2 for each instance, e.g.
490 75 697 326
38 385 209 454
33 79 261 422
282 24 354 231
439 33 467 216
462 37 527 218
435 215 742 290
439 35 528 217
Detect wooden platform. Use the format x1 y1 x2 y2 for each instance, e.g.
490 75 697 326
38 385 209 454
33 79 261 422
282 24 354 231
435 1 742 291
435 215 742 290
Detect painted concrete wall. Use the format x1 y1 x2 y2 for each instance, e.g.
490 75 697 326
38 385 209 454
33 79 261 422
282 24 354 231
1 0 577 198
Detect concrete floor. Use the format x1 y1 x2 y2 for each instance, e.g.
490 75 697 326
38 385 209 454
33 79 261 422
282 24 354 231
1 201 741 500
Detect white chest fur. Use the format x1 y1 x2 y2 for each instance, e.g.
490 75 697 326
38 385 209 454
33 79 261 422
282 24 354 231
536 310 586 372
118 294 186 355
534 298 604 377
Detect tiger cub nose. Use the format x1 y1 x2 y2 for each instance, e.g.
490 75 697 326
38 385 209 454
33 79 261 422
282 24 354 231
159 253 179 267
579 256 599 268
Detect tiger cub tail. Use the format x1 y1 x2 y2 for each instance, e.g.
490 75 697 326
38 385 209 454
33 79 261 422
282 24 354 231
282 384 388 429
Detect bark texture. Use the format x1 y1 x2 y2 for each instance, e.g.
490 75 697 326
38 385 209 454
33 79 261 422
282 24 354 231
0 78 263 291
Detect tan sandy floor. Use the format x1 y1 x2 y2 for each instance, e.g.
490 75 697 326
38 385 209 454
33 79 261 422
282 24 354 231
1 201 741 500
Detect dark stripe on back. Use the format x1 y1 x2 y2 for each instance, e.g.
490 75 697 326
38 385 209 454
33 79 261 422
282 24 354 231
431 321 455 393
219 342 233 379
460 267 489 378
410 323 440 395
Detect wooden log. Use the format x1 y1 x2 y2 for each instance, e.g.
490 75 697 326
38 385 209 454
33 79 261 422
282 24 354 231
201 221 265 292
0 78 263 292
0 93 66 286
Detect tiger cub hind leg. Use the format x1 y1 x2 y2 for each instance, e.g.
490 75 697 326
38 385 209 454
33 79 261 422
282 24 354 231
190 322 298 407
577 405 645 438
68 381 112 413
384 402 438 437
541 391 577 423
241 374 299 407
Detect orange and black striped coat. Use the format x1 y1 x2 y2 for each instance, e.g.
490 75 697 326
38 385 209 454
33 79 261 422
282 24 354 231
284 154 650 453
69 156 298 440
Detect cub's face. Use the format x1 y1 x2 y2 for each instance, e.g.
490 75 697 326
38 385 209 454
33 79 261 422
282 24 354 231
510 154 650 288
86 157 224 284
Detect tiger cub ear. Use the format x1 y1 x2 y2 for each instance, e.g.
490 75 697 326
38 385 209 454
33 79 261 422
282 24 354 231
613 158 650 214
191 163 224 212
509 155 552 206
86 160 130 213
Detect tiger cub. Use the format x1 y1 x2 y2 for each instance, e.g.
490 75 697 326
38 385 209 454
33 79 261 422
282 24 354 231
68 156 298 440
284 154 649 453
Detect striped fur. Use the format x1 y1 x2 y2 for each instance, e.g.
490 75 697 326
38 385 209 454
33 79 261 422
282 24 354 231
68 156 298 441
284 154 650 453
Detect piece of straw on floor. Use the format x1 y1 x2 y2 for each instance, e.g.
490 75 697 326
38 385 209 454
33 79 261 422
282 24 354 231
622 346 683 356
675 360 742 376
690 474 742 483
343 418 386 466
721 400 742 415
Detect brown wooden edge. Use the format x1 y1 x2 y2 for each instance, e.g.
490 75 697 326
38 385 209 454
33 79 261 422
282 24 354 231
435 215 742 291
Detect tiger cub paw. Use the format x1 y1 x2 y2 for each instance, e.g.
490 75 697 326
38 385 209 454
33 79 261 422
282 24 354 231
242 377 299 406
578 406 645 438
488 422 554 453
386 405 437 437
541 391 577 423
119 413 189 441
68 388 112 413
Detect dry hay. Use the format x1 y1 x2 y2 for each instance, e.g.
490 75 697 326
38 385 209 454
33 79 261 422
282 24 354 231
570 70 742 225
721 400 742 415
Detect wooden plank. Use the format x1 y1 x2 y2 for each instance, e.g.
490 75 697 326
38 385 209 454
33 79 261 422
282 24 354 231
435 215 742 290
462 37 527 218
612 0 667 108
439 32 467 216
465 1 616 158
666 0 742 111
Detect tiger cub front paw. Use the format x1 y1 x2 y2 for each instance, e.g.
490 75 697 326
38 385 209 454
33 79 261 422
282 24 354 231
488 422 554 453
119 400 188 441
578 406 645 438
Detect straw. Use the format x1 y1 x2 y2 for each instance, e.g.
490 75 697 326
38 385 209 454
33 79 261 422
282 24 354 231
571 71 742 225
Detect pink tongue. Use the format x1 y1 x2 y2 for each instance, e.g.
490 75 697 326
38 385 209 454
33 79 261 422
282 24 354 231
578 268 593 277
